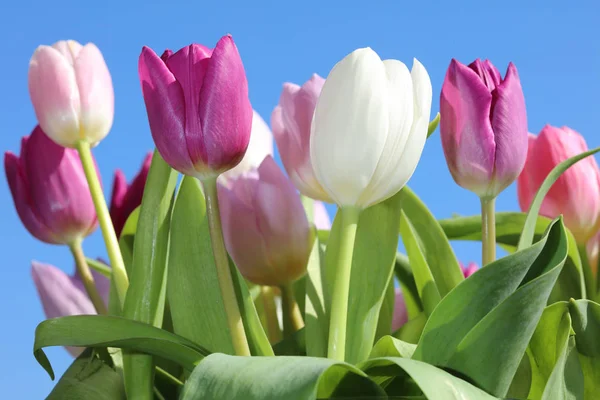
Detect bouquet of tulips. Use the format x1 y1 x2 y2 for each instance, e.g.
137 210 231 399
8 34 600 399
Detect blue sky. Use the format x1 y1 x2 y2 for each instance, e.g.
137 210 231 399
0 0 598 397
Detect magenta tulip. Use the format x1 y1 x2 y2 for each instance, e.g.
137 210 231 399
31 261 109 356
460 262 478 278
5 126 98 244
28 40 114 148
138 35 252 179
440 59 528 198
218 156 312 286
110 152 152 237
517 125 600 243
272 74 331 202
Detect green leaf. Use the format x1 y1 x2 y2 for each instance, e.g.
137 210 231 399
427 112 440 138
179 354 385 400
359 357 497 399
33 315 209 379
542 336 584 400
324 191 403 364
518 146 600 251
568 299 600 398
394 312 427 344
394 253 423 318
439 212 585 300
304 235 328 357
414 218 568 397
375 278 395 342
85 258 111 278
45 349 125 400
400 187 463 297
120 206 140 238
369 335 416 359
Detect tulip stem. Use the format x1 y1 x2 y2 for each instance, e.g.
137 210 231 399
481 197 496 266
76 140 129 307
69 240 107 315
577 245 597 301
201 177 251 356
327 206 361 361
261 286 282 343
280 282 304 336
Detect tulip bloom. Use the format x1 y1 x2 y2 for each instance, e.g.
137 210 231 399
222 110 273 179
517 125 600 243
440 59 528 198
110 153 152 237
272 74 331 202
139 35 252 179
310 48 432 208
31 261 109 356
28 40 114 148
5 126 98 244
218 156 312 286
460 262 479 278
313 201 331 230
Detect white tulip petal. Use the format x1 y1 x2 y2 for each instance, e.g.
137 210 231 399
310 48 389 207
411 58 433 121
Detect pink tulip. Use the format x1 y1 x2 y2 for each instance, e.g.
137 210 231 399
440 59 527 198
4 126 98 244
139 35 252 179
110 152 152 237
460 261 479 278
218 156 312 286
272 74 331 202
517 125 600 243
31 261 109 356
28 40 114 147
313 201 331 230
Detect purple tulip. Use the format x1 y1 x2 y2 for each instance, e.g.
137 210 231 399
110 152 152 237
4 126 98 244
31 261 110 356
440 59 528 198
138 35 253 179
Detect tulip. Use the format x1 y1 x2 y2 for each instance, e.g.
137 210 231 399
392 288 408 331
310 48 431 209
222 110 273 180
440 59 528 198
461 262 479 278
110 153 152 237
31 261 109 356
586 231 600 278
139 35 253 179
313 201 331 230
218 156 312 286
28 40 114 148
272 74 331 202
5 126 97 244
517 125 600 244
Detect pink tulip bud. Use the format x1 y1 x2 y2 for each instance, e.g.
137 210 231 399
5 126 98 244
517 125 600 243
272 74 332 202
139 35 252 179
440 59 528 198
313 201 331 230
28 40 114 148
110 152 152 237
31 261 109 356
392 288 408 331
218 156 312 286
460 261 479 278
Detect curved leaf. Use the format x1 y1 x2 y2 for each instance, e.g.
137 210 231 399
369 335 416 359
179 354 386 400
394 253 423 318
568 299 600 398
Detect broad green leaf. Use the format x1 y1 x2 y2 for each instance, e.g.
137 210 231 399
439 212 585 300
120 206 140 238
568 299 600 398
427 112 440 138
305 235 328 357
179 354 385 400
273 327 306 356
414 219 568 397
394 253 423 318
542 336 584 400
369 335 416 359
400 187 463 296
359 357 497 399
375 277 395 342
46 349 125 400
324 191 403 364
33 316 209 379
394 312 427 344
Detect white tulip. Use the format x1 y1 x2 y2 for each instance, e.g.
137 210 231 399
310 48 432 209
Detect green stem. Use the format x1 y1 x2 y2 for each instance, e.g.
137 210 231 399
261 286 282 343
69 240 107 315
76 140 129 306
480 197 496 266
280 282 304 336
85 257 112 278
577 245 596 300
327 206 361 361
201 177 251 356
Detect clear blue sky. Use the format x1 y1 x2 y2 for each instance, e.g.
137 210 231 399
0 0 598 397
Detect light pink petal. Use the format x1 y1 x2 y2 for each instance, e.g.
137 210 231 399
313 201 331 230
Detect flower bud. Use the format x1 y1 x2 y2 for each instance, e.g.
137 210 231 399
28 40 114 148
139 35 252 179
5 126 98 244
517 125 600 243
460 262 479 278
392 288 408 331
218 156 312 286
440 59 528 198
310 48 432 208
110 152 152 237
